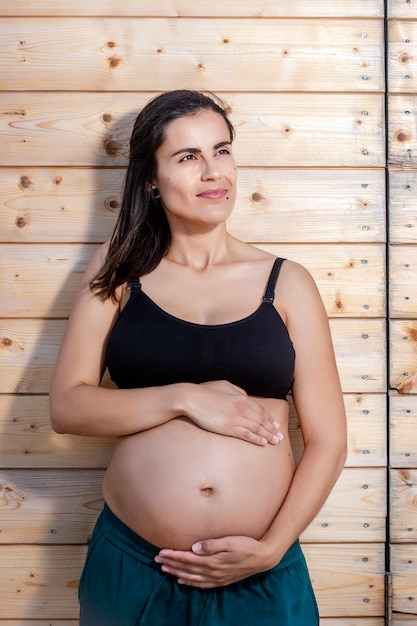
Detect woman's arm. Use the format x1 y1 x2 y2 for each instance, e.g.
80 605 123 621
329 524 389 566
49 243 187 437
155 261 347 586
50 245 281 444
257 260 347 561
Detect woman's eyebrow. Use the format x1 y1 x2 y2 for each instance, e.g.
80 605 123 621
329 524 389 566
170 141 232 158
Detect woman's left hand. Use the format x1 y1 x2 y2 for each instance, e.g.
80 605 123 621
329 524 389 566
154 536 272 588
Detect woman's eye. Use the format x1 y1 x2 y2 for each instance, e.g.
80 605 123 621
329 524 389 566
180 154 196 162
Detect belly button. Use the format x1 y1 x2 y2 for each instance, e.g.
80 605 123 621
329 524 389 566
200 486 215 496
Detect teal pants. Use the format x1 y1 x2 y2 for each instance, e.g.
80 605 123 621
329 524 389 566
79 504 319 625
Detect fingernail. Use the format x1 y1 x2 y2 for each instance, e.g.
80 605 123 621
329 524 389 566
273 420 279 429
271 435 279 444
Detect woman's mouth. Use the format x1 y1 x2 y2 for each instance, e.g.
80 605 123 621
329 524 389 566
197 188 228 199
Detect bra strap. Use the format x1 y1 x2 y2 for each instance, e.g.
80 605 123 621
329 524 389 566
129 277 142 298
262 258 285 303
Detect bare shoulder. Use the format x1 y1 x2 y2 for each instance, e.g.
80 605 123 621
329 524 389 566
277 259 322 304
82 241 111 284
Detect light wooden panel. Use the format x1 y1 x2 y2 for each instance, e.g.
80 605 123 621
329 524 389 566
388 21 417 93
389 96 417 168
0 470 104 544
0 168 386 244
304 544 385 617
0 622 78 625
389 169 417 244
0 93 385 167
0 546 83 619
322 617 385 626
0 168 121 244
263 243 385 318
389 0 417 18
0 0 385 18
390 468 417 542
0 467 385 544
390 393 417 468
0 319 387 394
321 621 384 626
0 396 115 469
0 243 385 318
0 393 386 469
0 243 95 318
392 617 417 625
390 320 417 393
390 245 417 317
330 319 386 393
0 18 384 92
302 468 386 542
391 544 417 615
290 394 387 468
0 544 385 619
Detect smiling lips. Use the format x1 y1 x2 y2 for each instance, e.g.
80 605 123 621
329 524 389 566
197 188 228 199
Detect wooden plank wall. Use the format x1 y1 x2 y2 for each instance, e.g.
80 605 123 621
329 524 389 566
0 1 390 623
388 1 417 624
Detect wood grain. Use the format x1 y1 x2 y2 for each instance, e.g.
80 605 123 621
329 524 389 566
0 18 384 92
0 93 385 167
0 168 386 244
0 1 385 18
0 243 385 317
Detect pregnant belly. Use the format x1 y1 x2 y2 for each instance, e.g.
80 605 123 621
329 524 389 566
103 404 294 550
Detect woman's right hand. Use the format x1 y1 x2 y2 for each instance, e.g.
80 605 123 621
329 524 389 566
184 380 283 446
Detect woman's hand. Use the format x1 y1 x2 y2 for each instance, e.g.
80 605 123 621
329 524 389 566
184 380 283 446
155 535 273 588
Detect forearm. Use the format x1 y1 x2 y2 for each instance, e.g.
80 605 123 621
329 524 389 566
260 436 347 567
49 382 191 437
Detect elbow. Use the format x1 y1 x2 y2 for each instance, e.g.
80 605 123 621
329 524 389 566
334 434 348 476
338 440 348 471
49 396 70 434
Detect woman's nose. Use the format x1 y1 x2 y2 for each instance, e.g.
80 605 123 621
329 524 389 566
201 159 221 180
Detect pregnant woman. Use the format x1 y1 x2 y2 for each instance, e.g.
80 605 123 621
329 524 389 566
49 90 347 625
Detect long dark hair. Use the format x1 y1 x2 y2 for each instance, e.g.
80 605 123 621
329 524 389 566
91 90 235 300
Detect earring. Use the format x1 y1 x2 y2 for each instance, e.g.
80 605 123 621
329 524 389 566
151 187 161 199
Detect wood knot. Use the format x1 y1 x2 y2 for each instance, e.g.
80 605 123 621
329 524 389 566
251 192 264 203
1 337 12 347
15 216 26 228
400 53 411 64
396 130 411 143
223 38 230 44
405 325 417 342
103 136 122 157
107 41 116 48
53 176 63 185
107 55 122 69
335 297 343 310
102 113 112 123
6 109 27 116
19 175 32 189
104 197 120 211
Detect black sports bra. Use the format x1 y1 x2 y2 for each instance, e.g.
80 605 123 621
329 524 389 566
105 257 295 400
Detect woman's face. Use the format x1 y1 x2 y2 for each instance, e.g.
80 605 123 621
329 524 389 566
153 109 237 230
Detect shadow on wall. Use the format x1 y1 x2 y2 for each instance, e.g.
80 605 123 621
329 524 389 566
1 110 138 622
